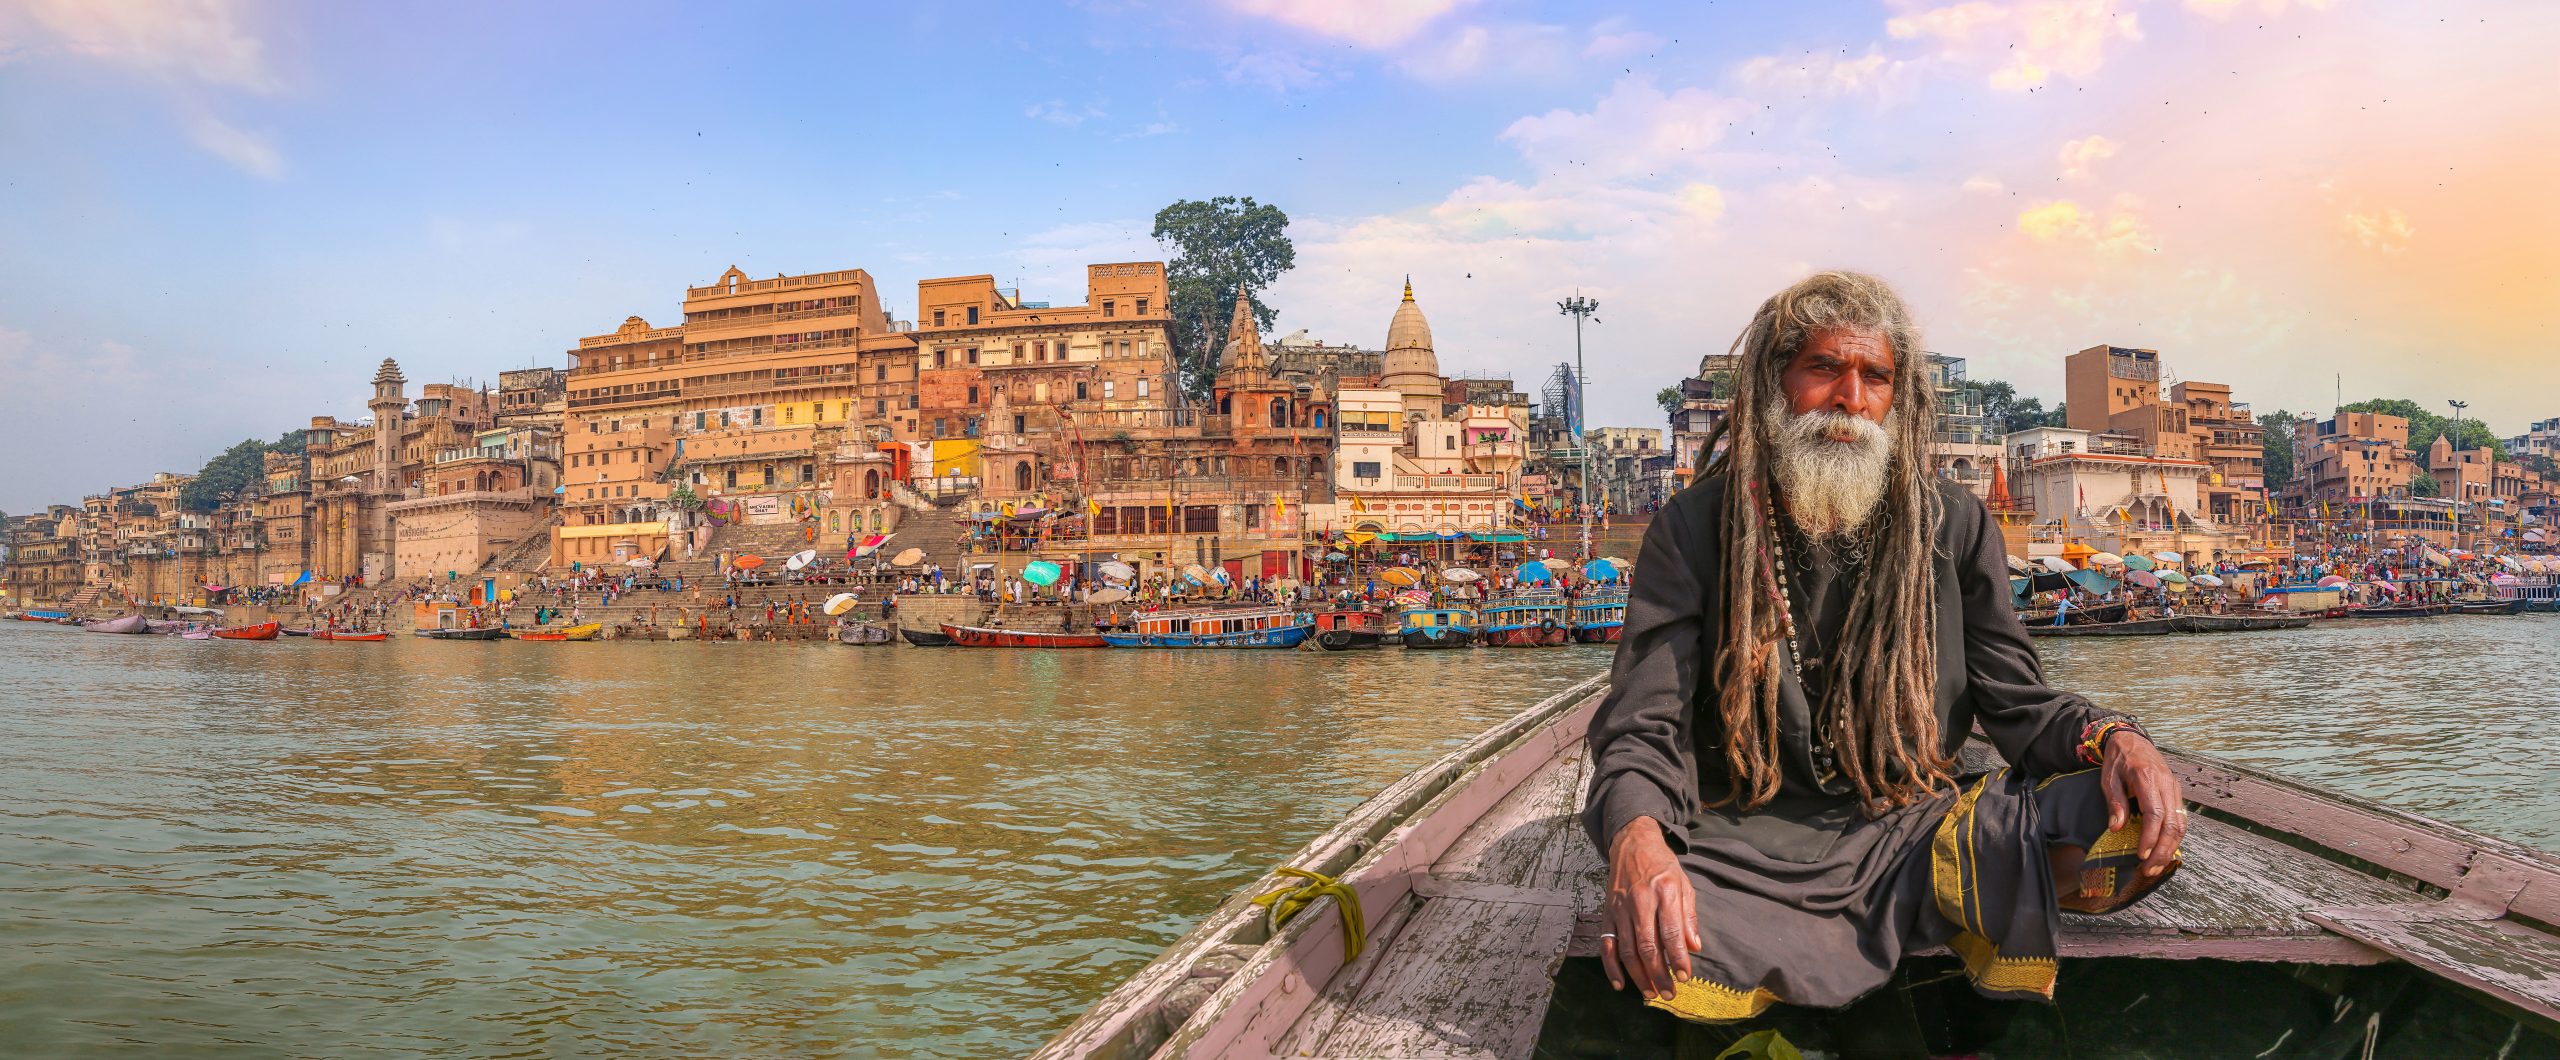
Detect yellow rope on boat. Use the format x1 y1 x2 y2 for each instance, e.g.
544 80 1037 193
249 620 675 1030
1251 867 1367 962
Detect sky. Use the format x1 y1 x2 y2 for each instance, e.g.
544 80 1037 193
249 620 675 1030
2 0 2556 513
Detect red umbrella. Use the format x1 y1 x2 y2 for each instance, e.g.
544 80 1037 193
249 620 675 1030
732 555 766 569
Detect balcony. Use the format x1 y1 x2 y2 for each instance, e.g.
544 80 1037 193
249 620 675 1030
1393 473 1503 491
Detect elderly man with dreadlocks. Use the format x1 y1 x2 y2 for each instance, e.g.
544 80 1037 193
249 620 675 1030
1585 271 2187 1031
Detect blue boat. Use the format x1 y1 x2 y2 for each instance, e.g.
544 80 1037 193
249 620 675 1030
1103 608 1313 649
1568 588 1627 644
1397 607 1478 649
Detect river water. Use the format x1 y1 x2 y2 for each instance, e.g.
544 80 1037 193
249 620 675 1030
0 616 2552 1057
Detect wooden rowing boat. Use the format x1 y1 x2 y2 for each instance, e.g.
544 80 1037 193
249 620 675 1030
509 622 601 642
81 614 149 634
2343 605 2436 619
211 621 280 640
415 626 509 640
835 621 894 645
310 630 387 642
900 627 954 647
2169 613 2314 633
2024 615 2179 637
1044 678 2560 1058
942 623 1107 648
2457 598 2529 616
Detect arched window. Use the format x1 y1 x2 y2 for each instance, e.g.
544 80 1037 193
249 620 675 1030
1014 462 1033 491
1270 398 1288 426
1219 395 1233 415
1274 456 1290 477
1312 407 1328 429
863 468 880 498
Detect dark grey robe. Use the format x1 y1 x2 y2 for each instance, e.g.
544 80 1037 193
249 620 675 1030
1583 473 2157 1018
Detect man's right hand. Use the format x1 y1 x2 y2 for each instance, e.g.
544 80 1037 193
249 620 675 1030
1603 816 1701 1001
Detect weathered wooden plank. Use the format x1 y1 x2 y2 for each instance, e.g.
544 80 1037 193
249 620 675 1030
1032 674 1608 1060
1432 739 1588 891
2307 909 2560 1022
2060 814 2424 939
1293 897 1578 1060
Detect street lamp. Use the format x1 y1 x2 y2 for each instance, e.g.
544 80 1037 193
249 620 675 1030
2449 399 2468 549
1557 294 1599 562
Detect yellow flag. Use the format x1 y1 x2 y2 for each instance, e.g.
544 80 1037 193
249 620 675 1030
1001 501 1015 517
1351 496 1368 514
1087 498 1101 517
1275 496 1286 516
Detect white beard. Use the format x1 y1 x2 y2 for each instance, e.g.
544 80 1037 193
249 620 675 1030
1763 402 1896 539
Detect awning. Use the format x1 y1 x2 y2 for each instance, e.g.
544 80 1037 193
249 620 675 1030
1467 532 1528 543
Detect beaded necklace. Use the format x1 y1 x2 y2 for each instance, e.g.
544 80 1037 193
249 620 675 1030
1754 484 1843 786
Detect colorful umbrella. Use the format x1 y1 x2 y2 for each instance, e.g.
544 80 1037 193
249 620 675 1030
1441 567 1482 583
1022 560 1061 587
1097 561 1137 582
2086 552 2123 569
822 593 860 616
732 554 765 569
2061 542 2097 561
2121 554 2156 571
786 549 819 571
1325 551 1350 563
2316 574 2349 587
2149 551 2183 566
1516 560 1553 584
890 548 925 567
2125 570 2163 588
2158 569 2190 585
1378 567 1422 587
2191 573 2224 588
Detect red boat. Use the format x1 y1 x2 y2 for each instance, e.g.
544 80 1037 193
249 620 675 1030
311 630 388 642
1311 607 1390 651
211 621 280 641
941 623 1107 648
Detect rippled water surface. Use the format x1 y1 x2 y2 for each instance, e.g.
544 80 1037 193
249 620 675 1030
0 616 2551 1057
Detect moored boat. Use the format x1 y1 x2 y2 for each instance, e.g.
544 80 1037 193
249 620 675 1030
942 623 1108 648
2342 604 2436 619
416 626 509 640
1479 592 1571 647
311 630 388 642
1042 677 2560 1059
835 621 894 645
2457 598 2529 616
1568 589 1627 643
1396 607 1477 649
1311 606 1390 650
279 626 314 637
900 627 955 647
2168 612 2314 633
2025 615 2179 636
81 614 150 634
1102 608 1312 649
180 629 214 640
510 622 602 642
211 621 280 641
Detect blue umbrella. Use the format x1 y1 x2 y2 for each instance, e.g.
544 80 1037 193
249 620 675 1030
1022 560 1061 587
1583 558 1620 582
1516 560 1552 584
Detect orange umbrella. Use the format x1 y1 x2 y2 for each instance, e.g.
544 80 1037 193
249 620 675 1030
732 555 766 569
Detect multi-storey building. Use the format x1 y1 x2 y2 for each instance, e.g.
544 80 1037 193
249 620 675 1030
1927 355 2003 498
2290 412 2416 505
391 424 560 578
1 506 85 607
1332 283 1530 542
2505 418 2560 464
497 367 565 431
2003 426 2251 565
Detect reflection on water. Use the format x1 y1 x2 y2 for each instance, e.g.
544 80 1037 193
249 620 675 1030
0 615 2550 1056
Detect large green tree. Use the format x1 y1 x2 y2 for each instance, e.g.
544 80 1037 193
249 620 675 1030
1655 386 1683 419
178 439 274 512
1954 377 2065 433
2337 398 2507 457
1152 196 1295 401
2257 409 2297 492
2406 467 2442 498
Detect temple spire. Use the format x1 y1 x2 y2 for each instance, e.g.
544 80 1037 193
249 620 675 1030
1402 275 1413 302
1221 286 1267 380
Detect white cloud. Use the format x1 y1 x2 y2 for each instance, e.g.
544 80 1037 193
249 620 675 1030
1398 22 1574 83
1222 49 1332 93
1025 98 1107 127
2057 134 2118 180
1886 0 2142 91
1499 76 1749 181
2016 196 2156 254
1731 47 1907 102
2184 0 2332 18
187 113 283 178
1963 174 2007 193
1223 0 1476 49
2340 208 2415 254
1583 17 1666 61
17 0 279 92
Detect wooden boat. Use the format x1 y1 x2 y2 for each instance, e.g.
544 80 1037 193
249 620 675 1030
310 630 387 642
1479 593 1572 648
81 614 150 634
2015 601 2131 627
2025 616 2178 637
1567 590 1627 644
1103 608 1312 649
2169 613 2314 633
211 621 280 641
2343 604 2436 619
1043 676 2560 1059
17 609 71 622
510 622 602 642
279 626 314 637
2457 598 2529 616
942 623 1107 648
144 618 189 635
1312 607 1390 651
1397 607 1477 649
415 626 509 640
835 621 894 645
180 629 214 640
900 626 955 647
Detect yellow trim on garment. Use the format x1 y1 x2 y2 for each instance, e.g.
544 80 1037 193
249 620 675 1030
1644 976 1784 1023
2087 815 2145 860
1947 932 2060 997
1930 768 2060 999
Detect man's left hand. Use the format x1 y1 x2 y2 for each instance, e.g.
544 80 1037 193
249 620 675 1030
2100 730 2186 878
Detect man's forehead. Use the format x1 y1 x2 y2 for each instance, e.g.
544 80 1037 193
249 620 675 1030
1800 327 1894 364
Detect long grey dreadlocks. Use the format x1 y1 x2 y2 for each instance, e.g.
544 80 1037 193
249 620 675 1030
1701 271 1953 815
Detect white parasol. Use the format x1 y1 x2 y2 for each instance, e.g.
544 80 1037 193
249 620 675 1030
1087 586 1131 605
1441 567 1482 583
1097 561 1137 582
785 549 819 571
822 592 860 616
2037 556 2076 573
891 548 926 567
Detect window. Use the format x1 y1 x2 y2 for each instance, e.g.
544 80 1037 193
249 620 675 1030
967 385 979 404
934 350 947 368
1103 300 1116 318
1075 381 1088 400
1354 461 1382 479
1137 379 1150 397
721 411 732 427
966 306 979 325
752 408 764 426
1014 414 1026 434
933 309 946 326
1445 435 1456 451
801 462 816 482
876 399 886 415
876 364 887 382
782 407 794 424
934 418 947 437
1136 297 1149 316
724 468 737 488
588 421 600 434
1103 381 1116 399
1274 456 1290 476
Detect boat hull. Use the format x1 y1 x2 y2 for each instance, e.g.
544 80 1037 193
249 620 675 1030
835 623 894 645
943 624 1108 648
2342 606 2435 619
1481 624 1572 647
2459 599 2529 616
2025 617 2179 637
511 623 602 642
1102 624 1311 649
416 626 509 640
211 622 280 641
2169 614 2313 633
1400 627 1477 649
279 627 313 637
311 631 387 642
1570 623 1622 644
1314 629 1387 651
81 615 149 634
900 627 954 647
